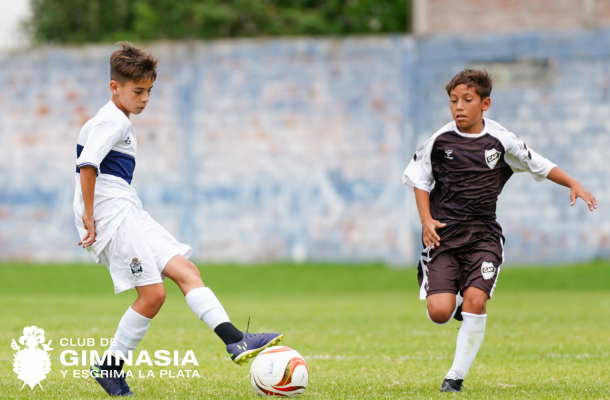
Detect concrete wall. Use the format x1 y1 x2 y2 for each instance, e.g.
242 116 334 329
0 30 609 265
413 0 610 35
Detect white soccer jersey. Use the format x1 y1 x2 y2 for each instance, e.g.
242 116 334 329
73 100 143 262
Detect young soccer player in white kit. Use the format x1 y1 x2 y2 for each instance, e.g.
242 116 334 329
74 42 283 396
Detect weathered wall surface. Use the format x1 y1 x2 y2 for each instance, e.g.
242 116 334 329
413 0 610 35
413 30 610 263
0 31 608 265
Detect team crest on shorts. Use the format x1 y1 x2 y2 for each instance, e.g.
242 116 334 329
129 257 143 278
481 262 496 280
485 149 501 169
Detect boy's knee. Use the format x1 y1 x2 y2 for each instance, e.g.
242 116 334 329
187 261 201 279
462 287 488 314
463 297 486 314
181 261 203 286
143 287 166 308
427 306 454 324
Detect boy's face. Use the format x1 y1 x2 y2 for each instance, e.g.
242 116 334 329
110 78 154 115
449 84 491 132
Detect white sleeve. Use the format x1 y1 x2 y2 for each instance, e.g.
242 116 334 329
76 119 125 175
501 132 556 182
402 138 435 192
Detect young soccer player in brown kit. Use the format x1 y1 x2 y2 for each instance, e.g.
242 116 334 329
75 42 283 396
402 69 597 392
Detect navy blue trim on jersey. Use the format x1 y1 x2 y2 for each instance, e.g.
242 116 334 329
76 162 99 176
76 144 136 184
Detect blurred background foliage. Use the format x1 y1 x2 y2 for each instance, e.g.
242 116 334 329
29 0 410 43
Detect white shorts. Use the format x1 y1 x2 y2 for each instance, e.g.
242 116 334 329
98 205 193 294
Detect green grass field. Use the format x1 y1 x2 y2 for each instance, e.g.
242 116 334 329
1 262 609 399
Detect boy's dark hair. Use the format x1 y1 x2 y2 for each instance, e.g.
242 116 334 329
445 69 493 99
110 42 158 84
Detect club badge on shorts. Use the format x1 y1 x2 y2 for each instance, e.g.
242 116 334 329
129 257 143 278
481 262 496 280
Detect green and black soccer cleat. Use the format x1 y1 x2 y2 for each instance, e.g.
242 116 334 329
227 332 283 365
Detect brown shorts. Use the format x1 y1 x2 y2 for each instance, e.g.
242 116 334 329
417 221 503 299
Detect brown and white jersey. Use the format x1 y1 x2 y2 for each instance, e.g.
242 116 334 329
402 118 556 235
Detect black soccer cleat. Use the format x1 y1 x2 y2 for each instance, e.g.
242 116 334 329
90 365 134 396
441 378 463 392
453 304 463 321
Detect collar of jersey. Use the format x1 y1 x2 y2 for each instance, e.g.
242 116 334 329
451 117 489 138
103 100 132 124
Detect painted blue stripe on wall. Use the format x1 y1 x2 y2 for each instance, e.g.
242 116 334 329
76 144 136 184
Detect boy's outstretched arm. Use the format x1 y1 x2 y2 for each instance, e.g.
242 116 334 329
414 188 447 249
79 165 97 247
546 166 597 211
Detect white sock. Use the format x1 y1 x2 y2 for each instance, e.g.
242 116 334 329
185 287 231 330
108 306 151 357
445 312 486 380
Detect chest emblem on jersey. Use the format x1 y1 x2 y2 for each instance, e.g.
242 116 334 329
444 149 453 160
481 262 496 280
485 149 501 169
129 257 143 278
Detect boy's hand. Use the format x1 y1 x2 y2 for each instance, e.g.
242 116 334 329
570 183 597 211
422 218 446 249
78 213 96 248
547 167 597 211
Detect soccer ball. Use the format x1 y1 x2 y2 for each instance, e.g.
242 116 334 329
250 346 309 397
